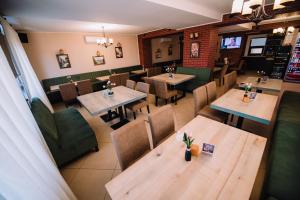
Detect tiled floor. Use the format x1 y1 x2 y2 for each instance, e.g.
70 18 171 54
55 72 297 200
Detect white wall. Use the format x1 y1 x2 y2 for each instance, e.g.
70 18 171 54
23 32 140 80
151 34 180 64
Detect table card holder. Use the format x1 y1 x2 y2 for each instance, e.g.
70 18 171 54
202 143 215 155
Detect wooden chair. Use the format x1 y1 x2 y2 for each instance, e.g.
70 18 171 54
77 79 93 95
125 82 150 119
120 72 129 86
223 71 237 93
146 67 156 77
144 77 156 95
109 74 122 86
126 80 136 89
111 118 151 170
153 80 177 106
148 105 175 147
206 81 217 103
216 64 229 86
59 83 78 107
193 83 227 123
229 60 245 74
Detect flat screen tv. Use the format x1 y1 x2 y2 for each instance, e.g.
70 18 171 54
221 36 242 49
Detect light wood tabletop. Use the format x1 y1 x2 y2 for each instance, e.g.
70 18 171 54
105 116 267 200
211 89 278 125
96 75 110 82
149 73 195 85
239 77 283 92
77 86 147 116
131 69 147 75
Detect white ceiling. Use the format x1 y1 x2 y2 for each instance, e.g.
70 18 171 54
0 0 233 34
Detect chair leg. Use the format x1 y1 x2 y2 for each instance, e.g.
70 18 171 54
147 105 150 113
140 108 142 112
165 99 168 105
133 112 136 120
174 95 177 105
155 96 158 106
230 114 234 122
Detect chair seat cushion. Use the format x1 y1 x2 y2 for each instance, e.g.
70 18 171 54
54 108 95 148
198 106 227 122
126 100 148 111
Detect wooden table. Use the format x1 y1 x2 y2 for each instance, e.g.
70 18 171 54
239 77 283 92
77 86 147 129
149 73 195 85
105 116 267 200
96 75 110 82
131 69 147 75
210 89 278 128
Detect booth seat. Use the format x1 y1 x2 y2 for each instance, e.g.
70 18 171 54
176 67 211 92
262 91 300 200
30 98 98 167
42 65 143 103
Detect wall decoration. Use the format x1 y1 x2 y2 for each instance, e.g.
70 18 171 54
155 48 162 59
194 32 199 38
168 44 173 56
56 53 71 69
190 33 194 39
190 42 200 58
93 55 105 65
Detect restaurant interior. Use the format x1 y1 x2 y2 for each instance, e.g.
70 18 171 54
0 0 300 199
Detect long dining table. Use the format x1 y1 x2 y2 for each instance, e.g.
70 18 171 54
105 116 267 200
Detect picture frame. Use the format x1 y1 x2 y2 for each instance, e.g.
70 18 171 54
115 47 123 58
168 44 173 56
56 54 71 69
93 55 105 65
190 42 200 58
202 143 215 155
155 48 162 59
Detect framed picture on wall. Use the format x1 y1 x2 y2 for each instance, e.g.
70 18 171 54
93 55 105 65
115 47 123 58
155 48 162 59
168 44 173 56
190 42 200 58
56 54 71 69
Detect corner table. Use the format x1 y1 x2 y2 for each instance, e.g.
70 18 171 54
210 89 278 129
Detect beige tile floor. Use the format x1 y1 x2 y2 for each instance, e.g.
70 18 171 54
55 72 298 200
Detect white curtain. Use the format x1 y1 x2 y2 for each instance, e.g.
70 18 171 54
0 46 76 199
0 17 53 112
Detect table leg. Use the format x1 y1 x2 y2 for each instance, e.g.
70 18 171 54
236 116 244 129
110 106 130 130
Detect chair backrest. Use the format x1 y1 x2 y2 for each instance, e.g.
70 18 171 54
59 83 77 102
109 74 122 86
30 98 58 141
144 77 155 95
193 85 208 117
224 71 237 93
148 105 175 147
111 118 150 170
206 81 217 103
237 60 245 70
147 67 156 77
126 80 136 89
220 64 229 85
136 82 150 94
120 72 129 86
153 80 168 99
77 79 93 95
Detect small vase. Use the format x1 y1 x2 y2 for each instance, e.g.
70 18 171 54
169 72 173 78
185 148 191 161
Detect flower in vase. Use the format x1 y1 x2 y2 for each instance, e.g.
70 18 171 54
183 132 194 149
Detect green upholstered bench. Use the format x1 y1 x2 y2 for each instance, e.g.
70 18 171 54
262 91 300 200
175 67 211 92
30 98 98 167
42 65 143 103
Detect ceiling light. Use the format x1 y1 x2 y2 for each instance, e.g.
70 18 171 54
273 0 285 10
287 26 295 33
97 26 113 48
